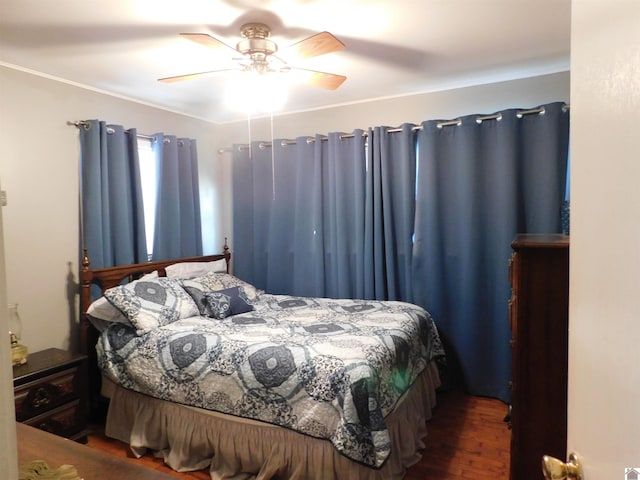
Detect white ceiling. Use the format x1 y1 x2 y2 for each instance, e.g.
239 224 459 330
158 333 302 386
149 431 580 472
0 0 571 124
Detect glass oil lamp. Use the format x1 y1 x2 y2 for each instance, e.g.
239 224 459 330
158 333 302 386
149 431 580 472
8 303 28 366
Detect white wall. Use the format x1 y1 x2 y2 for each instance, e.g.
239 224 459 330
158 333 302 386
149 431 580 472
0 65 222 354
568 1 640 477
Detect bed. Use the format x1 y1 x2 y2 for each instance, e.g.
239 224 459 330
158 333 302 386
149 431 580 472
79 245 445 480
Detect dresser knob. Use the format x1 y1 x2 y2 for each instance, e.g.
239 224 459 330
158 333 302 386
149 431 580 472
32 387 51 408
38 422 52 432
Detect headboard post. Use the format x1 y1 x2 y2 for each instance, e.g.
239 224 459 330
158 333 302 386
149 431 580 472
79 248 104 420
224 237 231 272
79 248 94 356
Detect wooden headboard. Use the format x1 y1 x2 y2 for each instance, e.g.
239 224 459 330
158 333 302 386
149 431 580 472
79 242 231 419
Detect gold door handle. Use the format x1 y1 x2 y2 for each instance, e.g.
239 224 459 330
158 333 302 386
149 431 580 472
542 452 584 480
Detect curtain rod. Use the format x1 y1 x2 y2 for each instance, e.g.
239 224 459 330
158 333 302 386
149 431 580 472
217 103 570 155
67 120 157 142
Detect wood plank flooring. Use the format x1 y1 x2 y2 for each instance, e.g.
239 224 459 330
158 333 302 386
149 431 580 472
85 389 511 479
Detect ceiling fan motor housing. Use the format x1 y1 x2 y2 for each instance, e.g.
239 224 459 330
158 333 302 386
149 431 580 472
237 22 278 63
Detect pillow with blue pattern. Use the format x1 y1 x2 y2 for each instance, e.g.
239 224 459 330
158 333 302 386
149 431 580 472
181 272 260 318
203 286 254 319
104 277 199 335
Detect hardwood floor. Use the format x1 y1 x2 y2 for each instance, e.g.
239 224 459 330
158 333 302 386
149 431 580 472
85 389 511 479
406 390 511 479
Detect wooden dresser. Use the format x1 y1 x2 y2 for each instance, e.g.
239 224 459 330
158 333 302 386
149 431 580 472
508 234 569 480
13 348 88 442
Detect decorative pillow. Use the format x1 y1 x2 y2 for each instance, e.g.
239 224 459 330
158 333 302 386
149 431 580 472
181 273 260 318
86 270 161 331
165 259 227 279
104 277 199 335
203 286 255 319
87 296 129 324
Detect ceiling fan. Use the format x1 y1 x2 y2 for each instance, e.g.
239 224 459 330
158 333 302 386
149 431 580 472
158 23 347 90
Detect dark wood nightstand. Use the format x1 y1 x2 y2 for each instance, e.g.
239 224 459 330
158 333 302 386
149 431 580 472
13 347 89 443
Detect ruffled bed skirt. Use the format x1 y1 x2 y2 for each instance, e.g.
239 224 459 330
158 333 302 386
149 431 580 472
104 361 441 480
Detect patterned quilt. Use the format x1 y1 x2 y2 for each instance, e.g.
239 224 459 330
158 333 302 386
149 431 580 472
97 294 445 468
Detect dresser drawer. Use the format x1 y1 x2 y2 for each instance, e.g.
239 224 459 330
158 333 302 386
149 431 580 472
14 366 83 421
23 399 86 440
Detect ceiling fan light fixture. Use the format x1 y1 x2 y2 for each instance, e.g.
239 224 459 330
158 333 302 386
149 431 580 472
224 69 288 114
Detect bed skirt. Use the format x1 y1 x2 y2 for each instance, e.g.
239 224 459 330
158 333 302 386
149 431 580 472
104 361 441 480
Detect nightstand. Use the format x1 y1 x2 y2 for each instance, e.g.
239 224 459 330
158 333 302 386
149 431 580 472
13 347 89 443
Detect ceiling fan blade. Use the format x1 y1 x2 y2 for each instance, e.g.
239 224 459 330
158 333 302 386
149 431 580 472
179 33 238 55
280 31 345 61
290 68 347 90
158 69 234 83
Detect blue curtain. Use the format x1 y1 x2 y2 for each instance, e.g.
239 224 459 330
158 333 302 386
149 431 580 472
233 127 418 301
232 142 274 291
365 124 417 301
321 131 368 298
80 120 147 269
411 102 570 400
233 132 374 298
289 137 326 297
265 136 326 296
152 134 203 260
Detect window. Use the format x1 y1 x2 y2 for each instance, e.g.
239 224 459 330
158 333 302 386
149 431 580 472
138 138 157 259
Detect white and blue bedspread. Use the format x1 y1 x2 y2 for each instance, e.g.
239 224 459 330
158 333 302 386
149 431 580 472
97 294 445 468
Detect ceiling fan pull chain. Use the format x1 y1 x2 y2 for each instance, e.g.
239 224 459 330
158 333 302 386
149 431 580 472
247 113 252 160
271 111 276 201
